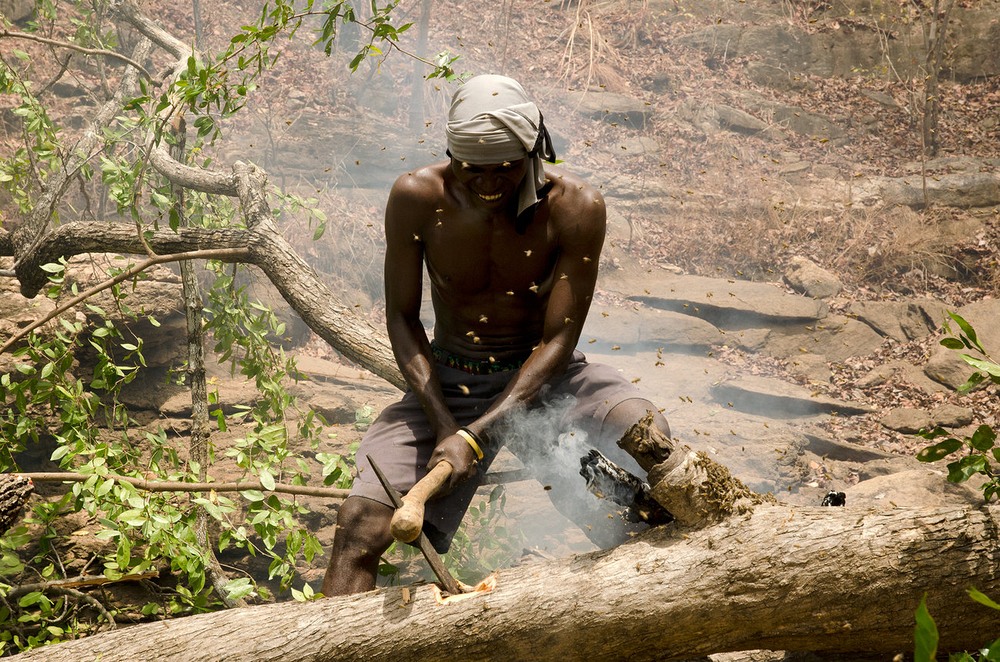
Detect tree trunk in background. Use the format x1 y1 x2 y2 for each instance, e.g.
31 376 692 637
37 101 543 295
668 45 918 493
16 504 1000 661
192 0 204 50
920 0 955 158
171 120 246 610
408 0 433 133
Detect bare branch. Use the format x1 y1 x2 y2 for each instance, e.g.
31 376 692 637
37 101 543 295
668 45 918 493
0 247 249 355
0 29 153 80
19 472 351 499
12 570 160 593
7 585 117 631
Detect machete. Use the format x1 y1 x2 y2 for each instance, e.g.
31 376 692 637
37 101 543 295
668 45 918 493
366 455 466 595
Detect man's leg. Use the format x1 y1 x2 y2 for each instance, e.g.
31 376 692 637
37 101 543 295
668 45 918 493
322 496 395 596
600 397 671 463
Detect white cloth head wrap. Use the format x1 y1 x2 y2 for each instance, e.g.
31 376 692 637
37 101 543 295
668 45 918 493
445 75 556 220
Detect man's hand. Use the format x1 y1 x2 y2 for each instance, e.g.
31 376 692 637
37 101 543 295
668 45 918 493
429 432 479 492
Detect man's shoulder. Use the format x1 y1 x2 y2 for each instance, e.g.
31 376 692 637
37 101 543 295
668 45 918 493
389 162 449 203
543 165 605 220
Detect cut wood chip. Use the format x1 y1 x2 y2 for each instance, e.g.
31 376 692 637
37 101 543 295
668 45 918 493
433 573 497 605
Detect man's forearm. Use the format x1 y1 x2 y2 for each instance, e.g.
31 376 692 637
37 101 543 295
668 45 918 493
464 337 573 441
390 323 457 438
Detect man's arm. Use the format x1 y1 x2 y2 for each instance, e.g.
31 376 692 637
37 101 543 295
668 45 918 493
383 172 462 440
428 179 607 479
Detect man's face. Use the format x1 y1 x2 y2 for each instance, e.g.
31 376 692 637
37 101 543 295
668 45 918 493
450 157 528 207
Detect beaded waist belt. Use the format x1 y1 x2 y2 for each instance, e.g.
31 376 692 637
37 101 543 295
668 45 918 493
430 342 527 375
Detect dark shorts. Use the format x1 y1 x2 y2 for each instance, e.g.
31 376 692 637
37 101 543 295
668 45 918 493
349 350 644 552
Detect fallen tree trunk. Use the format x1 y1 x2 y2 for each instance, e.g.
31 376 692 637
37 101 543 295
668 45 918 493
16 503 1000 661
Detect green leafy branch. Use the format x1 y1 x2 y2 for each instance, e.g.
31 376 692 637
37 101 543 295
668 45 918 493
916 312 1000 501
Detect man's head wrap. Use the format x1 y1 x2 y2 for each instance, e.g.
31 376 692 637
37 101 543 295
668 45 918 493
445 75 556 221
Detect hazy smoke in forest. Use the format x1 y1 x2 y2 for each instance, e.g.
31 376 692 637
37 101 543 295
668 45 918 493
493 393 591 489
491 394 640 550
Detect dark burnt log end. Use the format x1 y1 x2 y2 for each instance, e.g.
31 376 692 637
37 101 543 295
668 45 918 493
578 449 673 525
0 474 34 535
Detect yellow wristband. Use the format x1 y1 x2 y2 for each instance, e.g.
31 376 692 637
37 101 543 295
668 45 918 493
456 428 484 460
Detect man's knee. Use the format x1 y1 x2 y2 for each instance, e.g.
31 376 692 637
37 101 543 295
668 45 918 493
332 496 394 558
603 398 670 439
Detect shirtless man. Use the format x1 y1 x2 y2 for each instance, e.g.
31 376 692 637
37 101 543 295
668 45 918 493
322 75 671 596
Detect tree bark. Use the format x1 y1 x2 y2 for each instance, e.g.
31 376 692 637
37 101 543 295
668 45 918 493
0 474 33 535
15 503 1000 661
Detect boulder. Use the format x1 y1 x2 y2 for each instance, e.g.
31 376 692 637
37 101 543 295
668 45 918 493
621 272 828 327
745 61 812 92
846 469 985 510
714 104 770 134
584 303 726 354
929 403 975 429
877 172 1000 209
848 298 948 341
802 433 894 464
0 0 34 23
711 374 874 418
924 351 979 391
783 256 842 299
853 359 952 396
562 89 653 129
763 314 884 363
880 407 932 434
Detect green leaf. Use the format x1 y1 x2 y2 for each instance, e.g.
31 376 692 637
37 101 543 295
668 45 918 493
957 370 986 394
223 577 256 601
968 587 1000 611
39 263 64 274
940 337 966 350
49 445 70 462
948 310 986 354
96 478 115 497
962 356 1000 378
914 595 938 662
17 592 44 608
969 425 997 452
258 468 276 491
946 455 988 483
916 438 963 462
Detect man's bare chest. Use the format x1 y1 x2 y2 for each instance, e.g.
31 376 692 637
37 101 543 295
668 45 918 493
421 215 558 297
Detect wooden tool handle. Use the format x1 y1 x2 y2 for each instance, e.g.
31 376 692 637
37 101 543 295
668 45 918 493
390 461 453 543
